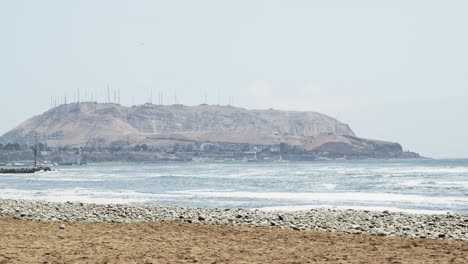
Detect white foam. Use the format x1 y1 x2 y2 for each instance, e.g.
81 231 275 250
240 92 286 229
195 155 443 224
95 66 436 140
0 188 192 204
321 184 336 190
172 191 468 206
374 166 468 175
388 179 468 189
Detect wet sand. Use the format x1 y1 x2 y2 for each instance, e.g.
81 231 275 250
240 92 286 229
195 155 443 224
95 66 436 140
0 218 467 263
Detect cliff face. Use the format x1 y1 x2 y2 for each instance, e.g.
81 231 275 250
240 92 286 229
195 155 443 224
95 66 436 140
0 103 418 158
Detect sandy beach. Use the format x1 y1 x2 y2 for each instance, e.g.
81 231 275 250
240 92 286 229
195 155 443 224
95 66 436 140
0 217 466 263
0 199 467 263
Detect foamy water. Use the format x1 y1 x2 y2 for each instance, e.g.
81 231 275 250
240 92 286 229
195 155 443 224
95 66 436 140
0 159 467 214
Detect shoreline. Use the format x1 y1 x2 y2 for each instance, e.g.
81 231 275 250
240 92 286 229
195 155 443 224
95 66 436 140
1 198 467 241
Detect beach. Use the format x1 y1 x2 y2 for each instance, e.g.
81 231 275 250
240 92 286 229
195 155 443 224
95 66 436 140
1 217 467 263
0 199 467 263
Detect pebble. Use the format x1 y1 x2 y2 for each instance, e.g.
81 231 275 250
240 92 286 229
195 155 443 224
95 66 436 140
0 198 467 241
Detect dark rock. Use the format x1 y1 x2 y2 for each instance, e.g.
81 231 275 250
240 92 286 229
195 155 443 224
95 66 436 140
0 167 52 174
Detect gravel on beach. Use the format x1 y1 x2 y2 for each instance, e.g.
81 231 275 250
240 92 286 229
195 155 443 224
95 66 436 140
1 199 467 241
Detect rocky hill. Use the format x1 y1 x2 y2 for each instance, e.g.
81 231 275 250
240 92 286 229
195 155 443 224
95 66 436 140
0 103 419 159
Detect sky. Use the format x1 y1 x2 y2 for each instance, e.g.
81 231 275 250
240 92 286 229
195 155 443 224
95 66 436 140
0 0 467 158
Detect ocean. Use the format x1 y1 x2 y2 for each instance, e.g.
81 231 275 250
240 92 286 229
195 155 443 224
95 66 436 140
1 159 467 214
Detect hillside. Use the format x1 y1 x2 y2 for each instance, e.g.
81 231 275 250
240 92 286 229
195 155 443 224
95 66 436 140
0 103 418 159
0 103 354 146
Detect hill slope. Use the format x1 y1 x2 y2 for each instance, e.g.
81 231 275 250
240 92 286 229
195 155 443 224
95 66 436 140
0 103 418 158
0 103 354 146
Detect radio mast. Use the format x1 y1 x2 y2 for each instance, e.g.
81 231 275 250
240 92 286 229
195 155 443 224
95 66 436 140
33 133 37 168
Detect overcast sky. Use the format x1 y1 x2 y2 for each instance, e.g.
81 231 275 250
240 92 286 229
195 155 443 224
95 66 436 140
0 0 467 158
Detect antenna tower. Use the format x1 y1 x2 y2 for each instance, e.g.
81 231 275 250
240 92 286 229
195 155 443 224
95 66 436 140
33 133 37 168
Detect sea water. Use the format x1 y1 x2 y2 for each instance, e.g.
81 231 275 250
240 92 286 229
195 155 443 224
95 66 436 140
0 159 467 214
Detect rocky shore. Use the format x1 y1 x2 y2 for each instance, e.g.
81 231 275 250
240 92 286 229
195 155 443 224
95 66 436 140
0 167 51 174
1 199 467 241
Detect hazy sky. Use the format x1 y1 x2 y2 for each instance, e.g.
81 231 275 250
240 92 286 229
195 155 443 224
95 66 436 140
0 0 467 158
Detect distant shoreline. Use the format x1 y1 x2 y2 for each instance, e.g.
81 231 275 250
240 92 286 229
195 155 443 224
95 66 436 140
0 156 434 168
